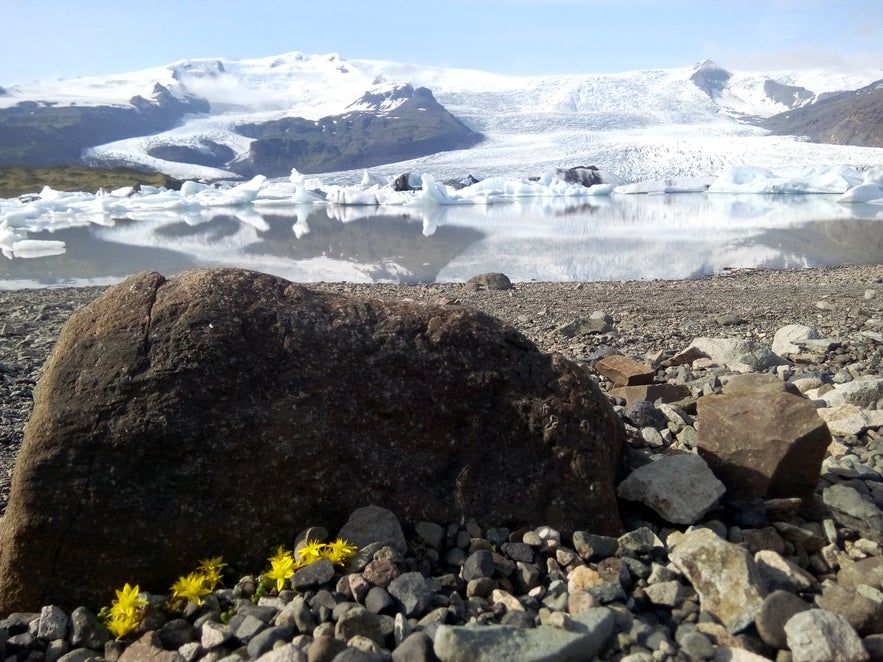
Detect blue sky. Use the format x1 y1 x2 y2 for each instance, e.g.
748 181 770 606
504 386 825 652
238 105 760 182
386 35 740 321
2 0 881 84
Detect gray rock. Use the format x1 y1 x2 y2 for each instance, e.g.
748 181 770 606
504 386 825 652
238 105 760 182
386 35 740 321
823 483 883 544
838 556 883 590
616 452 726 525
254 642 307 662
335 607 385 648
644 581 684 608
387 572 433 618
233 613 266 642
684 337 788 373
36 605 69 641
815 584 883 635
669 528 766 633
201 621 233 649
755 590 812 651
433 607 614 662
68 607 110 651
557 317 611 337
292 558 335 589
246 625 295 660
772 324 819 356
753 550 818 593
821 376 883 408
156 618 197 649
817 405 883 437
338 506 408 556
466 272 512 291
391 631 434 662
572 532 618 561
364 587 395 616
784 609 869 662
414 522 444 551
461 550 495 581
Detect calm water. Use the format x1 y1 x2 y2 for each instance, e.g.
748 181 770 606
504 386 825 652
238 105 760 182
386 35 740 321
2 193 882 289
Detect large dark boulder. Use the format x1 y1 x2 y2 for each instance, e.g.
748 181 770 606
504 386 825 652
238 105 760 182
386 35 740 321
0 268 625 612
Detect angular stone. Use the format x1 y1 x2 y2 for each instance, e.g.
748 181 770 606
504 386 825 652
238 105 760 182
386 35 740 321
818 405 883 437
433 607 614 661
608 383 691 406
387 572 433 618
816 584 883 636
784 609 869 662
753 550 818 593
696 390 831 503
669 528 766 633
838 556 883 590
722 372 799 396
36 605 69 641
335 607 385 648
821 376 883 408
558 317 611 337
755 590 811 650
0 268 625 612
616 452 725 525
292 558 335 589
118 632 179 662
594 355 655 388
684 337 788 373
466 272 512 291
772 324 819 357
823 484 883 544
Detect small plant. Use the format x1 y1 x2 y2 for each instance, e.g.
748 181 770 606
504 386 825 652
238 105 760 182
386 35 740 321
102 583 147 639
170 572 212 606
259 539 359 596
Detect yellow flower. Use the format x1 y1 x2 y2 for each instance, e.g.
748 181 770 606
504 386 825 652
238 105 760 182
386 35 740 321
106 610 141 639
266 546 296 592
171 572 212 605
321 539 358 566
197 556 227 590
297 540 326 565
105 583 146 639
110 582 146 616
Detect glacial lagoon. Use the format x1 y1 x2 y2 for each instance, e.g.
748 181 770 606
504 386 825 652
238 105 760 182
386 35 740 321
2 192 882 289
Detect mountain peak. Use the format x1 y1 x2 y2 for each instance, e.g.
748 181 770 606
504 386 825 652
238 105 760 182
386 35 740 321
690 60 732 99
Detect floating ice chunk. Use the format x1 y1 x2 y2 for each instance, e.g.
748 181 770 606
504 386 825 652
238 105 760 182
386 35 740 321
616 177 712 194
708 164 863 194
837 184 883 204
325 185 379 205
360 170 378 187
586 184 614 196
180 180 211 197
10 239 66 258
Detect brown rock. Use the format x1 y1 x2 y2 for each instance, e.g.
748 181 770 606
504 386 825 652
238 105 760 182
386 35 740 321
816 584 883 635
0 268 625 612
607 383 691 406
696 390 831 503
118 632 179 662
594 355 655 388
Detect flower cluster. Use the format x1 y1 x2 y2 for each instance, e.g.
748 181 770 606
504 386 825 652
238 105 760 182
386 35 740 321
103 583 147 639
264 538 358 592
100 540 358 639
171 556 227 606
102 557 227 640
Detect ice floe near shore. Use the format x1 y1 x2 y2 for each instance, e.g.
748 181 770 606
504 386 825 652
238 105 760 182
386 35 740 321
1 164 882 260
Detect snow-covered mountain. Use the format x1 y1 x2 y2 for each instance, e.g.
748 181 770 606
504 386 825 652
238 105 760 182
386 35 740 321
1 52 881 183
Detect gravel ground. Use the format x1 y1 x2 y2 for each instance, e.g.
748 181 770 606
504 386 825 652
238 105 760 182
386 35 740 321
2 264 881 515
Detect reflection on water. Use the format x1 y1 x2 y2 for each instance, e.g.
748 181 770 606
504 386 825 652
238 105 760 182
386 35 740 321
2 193 882 288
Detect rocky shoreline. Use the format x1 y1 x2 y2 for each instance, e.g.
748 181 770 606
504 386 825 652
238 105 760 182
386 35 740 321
1 263 882 661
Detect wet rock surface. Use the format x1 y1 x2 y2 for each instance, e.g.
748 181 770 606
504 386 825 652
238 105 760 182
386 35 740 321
0 263 881 660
